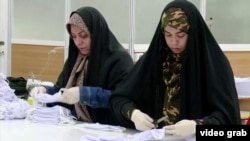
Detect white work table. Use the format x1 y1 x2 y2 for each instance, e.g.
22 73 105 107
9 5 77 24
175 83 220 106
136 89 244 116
0 119 74 141
0 119 190 141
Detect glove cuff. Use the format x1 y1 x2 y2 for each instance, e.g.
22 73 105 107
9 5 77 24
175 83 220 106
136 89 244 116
131 109 139 122
128 107 136 119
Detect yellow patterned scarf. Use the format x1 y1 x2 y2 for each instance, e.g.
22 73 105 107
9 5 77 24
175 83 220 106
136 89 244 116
162 52 183 124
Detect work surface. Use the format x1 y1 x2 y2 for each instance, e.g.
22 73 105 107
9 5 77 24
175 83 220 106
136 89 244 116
0 120 190 141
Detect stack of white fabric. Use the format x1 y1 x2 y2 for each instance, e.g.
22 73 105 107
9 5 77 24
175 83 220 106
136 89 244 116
26 88 75 125
76 122 165 141
0 72 31 120
26 105 76 125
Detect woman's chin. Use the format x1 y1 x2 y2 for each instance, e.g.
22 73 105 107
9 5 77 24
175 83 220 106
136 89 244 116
80 51 89 56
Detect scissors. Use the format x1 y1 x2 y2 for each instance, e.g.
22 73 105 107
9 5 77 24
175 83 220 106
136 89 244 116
153 115 168 128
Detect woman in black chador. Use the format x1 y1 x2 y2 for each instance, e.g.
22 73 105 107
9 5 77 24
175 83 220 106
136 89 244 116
110 0 241 137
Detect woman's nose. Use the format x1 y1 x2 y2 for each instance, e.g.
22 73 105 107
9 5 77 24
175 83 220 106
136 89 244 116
171 37 178 45
75 37 82 46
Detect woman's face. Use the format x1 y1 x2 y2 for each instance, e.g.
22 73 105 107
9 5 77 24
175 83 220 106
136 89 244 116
70 24 91 55
163 25 188 54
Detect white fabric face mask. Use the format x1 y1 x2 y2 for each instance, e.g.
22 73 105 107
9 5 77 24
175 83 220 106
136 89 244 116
26 105 76 125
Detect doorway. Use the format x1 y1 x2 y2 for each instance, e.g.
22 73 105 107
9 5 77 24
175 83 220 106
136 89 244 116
0 0 12 76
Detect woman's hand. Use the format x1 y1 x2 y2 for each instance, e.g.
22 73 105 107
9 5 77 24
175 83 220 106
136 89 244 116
164 119 196 137
59 87 80 104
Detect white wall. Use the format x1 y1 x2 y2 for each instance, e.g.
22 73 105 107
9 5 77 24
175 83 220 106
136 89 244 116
207 0 250 44
10 0 250 60
13 0 250 44
13 0 65 41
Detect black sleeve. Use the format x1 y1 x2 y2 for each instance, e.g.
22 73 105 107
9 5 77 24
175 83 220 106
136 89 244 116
109 96 136 129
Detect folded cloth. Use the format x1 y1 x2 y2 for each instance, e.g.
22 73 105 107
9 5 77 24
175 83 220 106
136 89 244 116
234 77 250 98
26 105 76 125
76 123 126 132
127 128 165 140
80 128 165 141
81 135 126 141
32 116 59 124
33 91 62 103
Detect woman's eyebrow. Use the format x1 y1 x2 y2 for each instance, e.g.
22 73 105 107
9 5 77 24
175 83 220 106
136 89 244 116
163 30 183 34
78 30 86 34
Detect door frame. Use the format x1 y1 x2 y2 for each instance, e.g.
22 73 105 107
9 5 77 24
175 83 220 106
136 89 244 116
0 0 12 76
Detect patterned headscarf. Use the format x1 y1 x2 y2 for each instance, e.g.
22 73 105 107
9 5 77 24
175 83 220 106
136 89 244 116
161 8 190 33
66 13 90 35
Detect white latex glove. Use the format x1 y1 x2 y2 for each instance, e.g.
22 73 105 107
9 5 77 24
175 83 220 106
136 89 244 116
59 87 80 104
29 86 46 97
164 119 196 137
131 109 155 131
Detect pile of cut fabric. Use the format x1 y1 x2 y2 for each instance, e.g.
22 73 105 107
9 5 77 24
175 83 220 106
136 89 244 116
0 72 75 125
0 72 30 120
26 88 76 125
26 105 76 125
